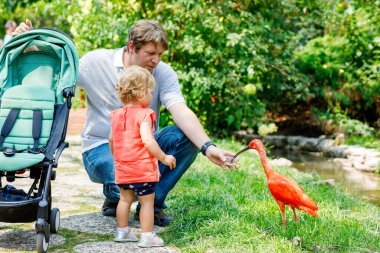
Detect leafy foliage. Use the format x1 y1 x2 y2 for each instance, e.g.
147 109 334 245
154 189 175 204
296 2 380 125
313 106 375 137
1 0 378 136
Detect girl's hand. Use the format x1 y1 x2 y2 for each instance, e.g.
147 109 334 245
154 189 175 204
162 155 176 170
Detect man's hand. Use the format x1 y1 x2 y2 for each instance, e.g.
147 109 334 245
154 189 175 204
205 145 238 171
12 19 32 36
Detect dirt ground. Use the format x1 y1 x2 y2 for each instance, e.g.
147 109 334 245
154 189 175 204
67 108 86 135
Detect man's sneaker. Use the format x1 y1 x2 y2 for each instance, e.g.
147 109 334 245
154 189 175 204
134 210 173 227
101 199 117 217
114 227 138 242
138 233 164 248
154 210 173 227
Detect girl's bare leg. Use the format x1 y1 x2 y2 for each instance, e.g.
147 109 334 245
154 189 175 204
117 189 135 227
138 193 155 232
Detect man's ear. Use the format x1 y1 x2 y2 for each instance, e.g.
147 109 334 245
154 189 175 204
128 41 135 54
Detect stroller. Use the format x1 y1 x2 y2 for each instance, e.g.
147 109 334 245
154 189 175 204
0 28 78 252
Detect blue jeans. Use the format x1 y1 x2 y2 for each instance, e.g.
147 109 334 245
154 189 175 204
82 126 198 211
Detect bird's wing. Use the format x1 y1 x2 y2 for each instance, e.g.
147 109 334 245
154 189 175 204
271 174 304 194
279 175 304 191
268 178 304 206
268 177 318 211
300 192 318 210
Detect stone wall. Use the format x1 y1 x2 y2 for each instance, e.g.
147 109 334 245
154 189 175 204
233 131 380 173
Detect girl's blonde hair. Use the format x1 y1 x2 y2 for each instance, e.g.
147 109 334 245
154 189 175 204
116 66 155 103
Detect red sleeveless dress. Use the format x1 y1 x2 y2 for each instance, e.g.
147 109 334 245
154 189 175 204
110 107 159 184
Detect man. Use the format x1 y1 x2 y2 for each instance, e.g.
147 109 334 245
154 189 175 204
14 19 237 226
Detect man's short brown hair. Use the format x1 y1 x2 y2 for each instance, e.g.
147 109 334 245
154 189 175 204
127 20 168 52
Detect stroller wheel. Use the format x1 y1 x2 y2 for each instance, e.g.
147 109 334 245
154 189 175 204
36 232 49 253
50 208 60 234
51 170 56 180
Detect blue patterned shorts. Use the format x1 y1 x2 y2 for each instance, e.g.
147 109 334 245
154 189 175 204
118 182 156 196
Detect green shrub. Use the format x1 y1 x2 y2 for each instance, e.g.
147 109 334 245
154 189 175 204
295 2 380 126
313 106 375 137
3 0 378 136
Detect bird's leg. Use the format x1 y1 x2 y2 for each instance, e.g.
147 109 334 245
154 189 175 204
281 211 286 229
291 207 298 223
275 200 286 228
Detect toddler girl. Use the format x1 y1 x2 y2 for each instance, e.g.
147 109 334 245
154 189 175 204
109 65 176 247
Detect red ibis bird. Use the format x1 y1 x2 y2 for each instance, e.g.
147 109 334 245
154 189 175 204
233 139 318 227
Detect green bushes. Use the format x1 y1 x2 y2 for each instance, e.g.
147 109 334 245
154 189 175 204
2 0 378 137
295 2 380 129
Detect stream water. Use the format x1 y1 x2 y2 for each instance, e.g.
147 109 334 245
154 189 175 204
269 149 380 206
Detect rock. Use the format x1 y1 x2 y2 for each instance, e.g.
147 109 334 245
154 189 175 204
287 136 303 146
364 150 380 158
317 139 334 152
344 147 368 157
334 133 345 146
0 229 65 251
313 179 335 186
366 158 380 169
293 236 301 247
298 138 320 152
61 212 166 235
232 132 379 174
331 158 352 168
73 241 179 253
269 158 292 167
264 135 287 147
326 146 349 158
286 145 301 151
308 152 323 157
233 130 261 143
352 161 378 172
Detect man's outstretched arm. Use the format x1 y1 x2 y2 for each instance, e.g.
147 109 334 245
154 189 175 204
169 102 237 170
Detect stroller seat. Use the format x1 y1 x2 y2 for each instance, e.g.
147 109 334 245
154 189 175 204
0 85 55 171
0 28 78 253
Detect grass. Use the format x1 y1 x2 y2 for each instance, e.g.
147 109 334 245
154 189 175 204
2 139 379 252
344 134 380 151
161 139 380 253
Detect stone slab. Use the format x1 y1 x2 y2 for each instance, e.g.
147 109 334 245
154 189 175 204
60 212 166 235
73 241 178 253
0 229 65 251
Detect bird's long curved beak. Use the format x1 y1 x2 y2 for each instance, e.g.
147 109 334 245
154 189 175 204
233 146 250 159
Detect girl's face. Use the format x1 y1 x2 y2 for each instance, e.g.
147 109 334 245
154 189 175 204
139 89 153 108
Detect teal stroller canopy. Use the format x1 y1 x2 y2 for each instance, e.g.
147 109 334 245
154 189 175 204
0 28 79 104
0 30 79 251
0 28 79 170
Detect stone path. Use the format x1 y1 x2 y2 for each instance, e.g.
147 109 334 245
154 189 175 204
73 241 178 253
67 108 86 135
0 135 179 252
